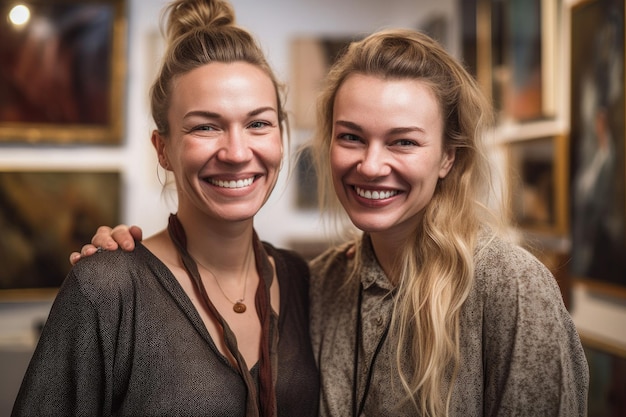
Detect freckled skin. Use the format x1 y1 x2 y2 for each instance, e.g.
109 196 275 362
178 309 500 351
330 74 455 240
155 61 283 225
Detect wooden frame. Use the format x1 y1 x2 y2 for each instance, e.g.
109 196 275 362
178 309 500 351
569 0 626 289
506 134 568 234
475 0 557 122
0 171 121 294
0 0 127 144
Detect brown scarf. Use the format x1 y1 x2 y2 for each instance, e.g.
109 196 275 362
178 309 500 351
167 213 278 417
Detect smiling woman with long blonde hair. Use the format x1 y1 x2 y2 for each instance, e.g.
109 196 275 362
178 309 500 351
309 29 588 417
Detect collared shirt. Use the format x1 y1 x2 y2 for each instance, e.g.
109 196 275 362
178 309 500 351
309 233 588 417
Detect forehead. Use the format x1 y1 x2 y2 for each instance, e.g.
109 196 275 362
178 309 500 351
170 61 277 110
333 74 443 131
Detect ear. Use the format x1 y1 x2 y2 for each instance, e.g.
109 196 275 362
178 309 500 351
152 130 171 171
438 146 456 179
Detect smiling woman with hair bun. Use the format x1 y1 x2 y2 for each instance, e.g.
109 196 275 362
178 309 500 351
11 1 318 416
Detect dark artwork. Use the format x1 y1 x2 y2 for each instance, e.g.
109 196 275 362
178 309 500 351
584 344 626 417
295 147 318 210
491 0 544 121
459 0 478 78
0 172 120 290
0 2 114 126
510 137 556 231
570 0 626 287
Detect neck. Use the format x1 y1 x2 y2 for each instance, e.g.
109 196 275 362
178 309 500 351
369 231 410 285
175 211 255 276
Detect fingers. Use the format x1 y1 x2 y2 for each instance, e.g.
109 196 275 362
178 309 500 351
128 225 143 243
69 252 81 266
68 244 100 266
69 224 143 266
111 224 138 251
92 226 119 251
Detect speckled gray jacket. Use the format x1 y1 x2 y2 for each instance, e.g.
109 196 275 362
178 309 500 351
309 233 588 417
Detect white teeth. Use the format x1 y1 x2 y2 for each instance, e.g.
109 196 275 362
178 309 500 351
210 177 254 189
355 186 398 200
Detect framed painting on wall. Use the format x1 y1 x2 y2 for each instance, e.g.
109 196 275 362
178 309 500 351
0 0 127 144
580 335 626 416
507 135 568 235
476 0 557 122
294 145 318 210
0 171 121 295
569 0 626 289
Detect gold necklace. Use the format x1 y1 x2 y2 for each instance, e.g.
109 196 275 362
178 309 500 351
193 246 252 314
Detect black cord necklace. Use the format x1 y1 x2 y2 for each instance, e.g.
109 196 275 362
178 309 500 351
352 285 391 417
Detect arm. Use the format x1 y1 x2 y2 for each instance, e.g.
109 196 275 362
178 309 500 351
69 225 143 265
481 245 588 417
12 272 108 416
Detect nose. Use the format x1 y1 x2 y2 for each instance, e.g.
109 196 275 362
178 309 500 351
357 144 391 179
217 129 252 164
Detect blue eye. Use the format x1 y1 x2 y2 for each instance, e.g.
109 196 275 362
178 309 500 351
339 133 361 142
395 139 418 146
249 120 270 129
193 125 217 131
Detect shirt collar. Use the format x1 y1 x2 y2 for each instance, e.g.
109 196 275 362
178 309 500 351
359 234 396 292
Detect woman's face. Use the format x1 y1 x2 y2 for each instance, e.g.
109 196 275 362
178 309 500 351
330 74 455 239
156 61 283 223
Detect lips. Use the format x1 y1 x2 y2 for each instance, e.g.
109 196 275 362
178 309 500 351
354 186 398 200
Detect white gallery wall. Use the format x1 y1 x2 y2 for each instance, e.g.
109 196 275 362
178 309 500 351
0 0 625 414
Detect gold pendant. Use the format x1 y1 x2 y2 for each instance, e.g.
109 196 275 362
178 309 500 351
233 301 246 314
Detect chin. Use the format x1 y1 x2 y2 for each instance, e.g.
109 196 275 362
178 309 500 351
346 216 391 234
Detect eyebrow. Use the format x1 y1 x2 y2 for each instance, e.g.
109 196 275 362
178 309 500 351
249 106 278 117
335 120 426 135
184 107 278 120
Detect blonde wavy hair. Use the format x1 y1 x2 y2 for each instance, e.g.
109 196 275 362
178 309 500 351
311 29 501 416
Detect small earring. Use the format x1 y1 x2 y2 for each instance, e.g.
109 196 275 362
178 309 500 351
156 162 167 186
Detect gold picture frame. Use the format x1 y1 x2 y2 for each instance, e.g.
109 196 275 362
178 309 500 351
0 0 127 144
0 170 121 295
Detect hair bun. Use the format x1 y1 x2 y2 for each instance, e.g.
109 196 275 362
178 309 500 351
164 0 236 44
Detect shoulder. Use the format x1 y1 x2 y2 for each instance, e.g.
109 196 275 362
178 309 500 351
307 240 359 305
471 234 566 316
68 244 157 302
474 235 554 287
309 241 354 280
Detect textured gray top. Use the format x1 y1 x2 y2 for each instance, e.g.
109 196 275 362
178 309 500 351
12 242 319 417
309 233 588 417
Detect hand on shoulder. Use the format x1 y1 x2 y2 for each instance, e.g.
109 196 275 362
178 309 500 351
69 225 143 265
